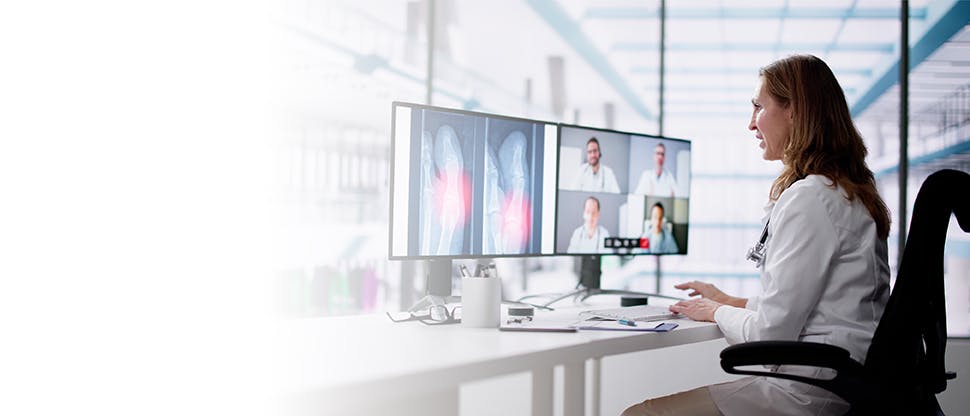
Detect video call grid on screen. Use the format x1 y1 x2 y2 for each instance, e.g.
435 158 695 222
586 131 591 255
554 124 691 256
389 102 559 259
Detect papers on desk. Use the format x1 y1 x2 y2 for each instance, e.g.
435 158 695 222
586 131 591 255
499 324 577 333
499 317 580 332
575 320 678 332
499 318 678 333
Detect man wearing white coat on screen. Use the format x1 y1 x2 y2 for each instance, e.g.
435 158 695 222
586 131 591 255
622 55 892 416
567 196 611 254
633 142 677 197
573 137 621 193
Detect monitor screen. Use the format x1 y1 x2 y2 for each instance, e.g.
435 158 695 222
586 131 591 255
389 102 559 259
554 124 690 255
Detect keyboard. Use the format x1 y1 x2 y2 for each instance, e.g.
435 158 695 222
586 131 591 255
579 304 680 322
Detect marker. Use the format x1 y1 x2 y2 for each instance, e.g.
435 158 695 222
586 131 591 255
617 319 637 327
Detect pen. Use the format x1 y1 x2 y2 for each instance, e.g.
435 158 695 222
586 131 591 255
617 319 637 327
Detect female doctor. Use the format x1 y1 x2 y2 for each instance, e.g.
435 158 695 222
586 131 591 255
622 54 892 416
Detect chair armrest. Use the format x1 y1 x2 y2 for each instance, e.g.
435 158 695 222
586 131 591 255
720 341 870 405
721 340 856 369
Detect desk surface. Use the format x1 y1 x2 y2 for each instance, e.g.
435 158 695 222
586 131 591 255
277 304 722 405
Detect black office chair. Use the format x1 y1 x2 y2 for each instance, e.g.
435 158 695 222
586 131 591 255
719 169 970 415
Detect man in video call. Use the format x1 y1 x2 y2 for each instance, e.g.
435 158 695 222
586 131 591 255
567 196 611 253
574 137 620 193
634 142 677 197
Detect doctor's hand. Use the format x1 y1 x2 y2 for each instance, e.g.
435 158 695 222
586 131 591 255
669 298 721 323
674 281 747 308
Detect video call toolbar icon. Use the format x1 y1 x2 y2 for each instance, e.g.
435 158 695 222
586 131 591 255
604 237 649 249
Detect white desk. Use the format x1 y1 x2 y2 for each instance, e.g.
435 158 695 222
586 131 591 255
278 305 722 416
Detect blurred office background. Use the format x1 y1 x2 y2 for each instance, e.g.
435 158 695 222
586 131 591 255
273 0 970 337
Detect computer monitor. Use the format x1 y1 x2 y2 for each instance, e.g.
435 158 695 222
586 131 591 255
389 101 558 310
548 123 691 303
555 124 690 256
388 102 691 311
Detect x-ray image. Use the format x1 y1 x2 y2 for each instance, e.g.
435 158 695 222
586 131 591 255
482 139 502 253
484 130 530 255
483 118 546 256
417 123 471 256
405 108 545 257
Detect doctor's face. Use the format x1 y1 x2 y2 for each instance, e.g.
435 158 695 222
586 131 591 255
749 77 792 161
651 205 664 233
586 141 601 167
582 198 599 228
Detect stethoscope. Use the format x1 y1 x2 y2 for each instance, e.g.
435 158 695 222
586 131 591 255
746 220 769 268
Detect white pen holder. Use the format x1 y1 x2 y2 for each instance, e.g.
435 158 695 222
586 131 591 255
461 276 501 328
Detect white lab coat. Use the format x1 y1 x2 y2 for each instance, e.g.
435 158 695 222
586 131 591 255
633 168 677 197
574 163 621 193
709 175 891 416
566 224 611 254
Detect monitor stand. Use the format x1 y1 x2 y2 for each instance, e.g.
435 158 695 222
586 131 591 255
407 259 460 313
406 259 546 313
523 255 681 310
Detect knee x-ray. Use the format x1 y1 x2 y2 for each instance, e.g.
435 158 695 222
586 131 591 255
405 108 546 257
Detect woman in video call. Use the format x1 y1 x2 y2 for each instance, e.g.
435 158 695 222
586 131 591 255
622 55 892 415
643 202 678 254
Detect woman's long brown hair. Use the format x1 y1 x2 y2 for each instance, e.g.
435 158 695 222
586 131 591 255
760 55 891 239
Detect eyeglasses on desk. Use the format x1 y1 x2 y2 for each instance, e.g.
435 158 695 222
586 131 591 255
386 304 461 325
